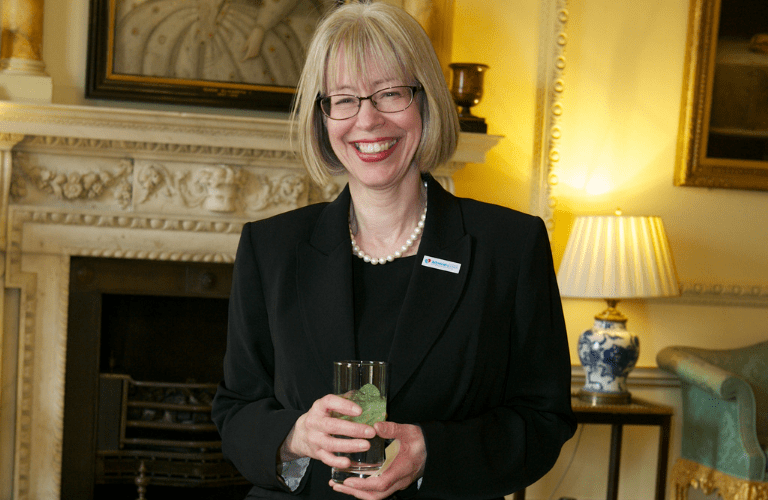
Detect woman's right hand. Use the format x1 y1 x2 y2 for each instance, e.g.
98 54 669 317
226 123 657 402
280 394 377 469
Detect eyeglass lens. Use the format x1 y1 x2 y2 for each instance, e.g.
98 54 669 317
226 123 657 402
321 86 416 120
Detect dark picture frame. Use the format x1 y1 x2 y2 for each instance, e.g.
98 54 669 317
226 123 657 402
675 0 768 191
86 0 326 111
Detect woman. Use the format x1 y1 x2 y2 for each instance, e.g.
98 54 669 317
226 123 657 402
212 3 576 499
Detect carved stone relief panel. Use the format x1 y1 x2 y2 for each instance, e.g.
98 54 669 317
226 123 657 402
10 138 345 221
11 152 133 210
132 161 317 218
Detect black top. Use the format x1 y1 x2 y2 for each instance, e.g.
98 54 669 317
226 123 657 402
353 255 416 361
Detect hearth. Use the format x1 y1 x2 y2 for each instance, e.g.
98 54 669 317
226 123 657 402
61 257 250 499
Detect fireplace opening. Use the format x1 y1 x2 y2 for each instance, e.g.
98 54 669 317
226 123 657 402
61 257 252 500
99 293 229 383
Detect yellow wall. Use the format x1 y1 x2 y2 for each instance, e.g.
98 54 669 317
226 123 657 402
451 0 538 212
451 0 768 360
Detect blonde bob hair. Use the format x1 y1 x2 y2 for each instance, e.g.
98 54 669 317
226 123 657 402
291 1 460 187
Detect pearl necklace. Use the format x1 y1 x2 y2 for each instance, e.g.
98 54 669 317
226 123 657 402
349 182 427 265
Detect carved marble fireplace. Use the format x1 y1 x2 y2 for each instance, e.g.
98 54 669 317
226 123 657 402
0 101 500 500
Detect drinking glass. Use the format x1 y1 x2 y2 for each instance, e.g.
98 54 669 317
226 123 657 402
331 360 388 483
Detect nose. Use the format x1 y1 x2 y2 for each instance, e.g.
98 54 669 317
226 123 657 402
354 98 384 129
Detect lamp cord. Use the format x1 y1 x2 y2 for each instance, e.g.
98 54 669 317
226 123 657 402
547 423 585 500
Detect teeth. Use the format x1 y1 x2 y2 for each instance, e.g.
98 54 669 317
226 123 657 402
355 139 397 153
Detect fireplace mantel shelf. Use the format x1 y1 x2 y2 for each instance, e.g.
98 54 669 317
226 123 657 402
0 101 501 165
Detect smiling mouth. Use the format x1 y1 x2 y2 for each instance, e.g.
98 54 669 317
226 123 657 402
353 139 398 154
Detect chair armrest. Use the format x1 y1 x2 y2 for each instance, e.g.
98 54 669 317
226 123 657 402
657 346 766 480
657 346 753 401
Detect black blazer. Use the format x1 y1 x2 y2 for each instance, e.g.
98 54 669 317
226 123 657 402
212 176 576 499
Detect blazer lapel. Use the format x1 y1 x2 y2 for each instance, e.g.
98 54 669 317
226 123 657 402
388 177 472 400
296 178 472 399
296 186 356 384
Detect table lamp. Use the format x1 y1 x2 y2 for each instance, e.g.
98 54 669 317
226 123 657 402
557 212 679 405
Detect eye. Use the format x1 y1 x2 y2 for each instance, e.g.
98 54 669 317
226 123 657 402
331 95 358 106
378 88 406 100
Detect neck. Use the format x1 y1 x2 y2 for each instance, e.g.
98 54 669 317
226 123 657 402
350 176 423 234
349 177 427 262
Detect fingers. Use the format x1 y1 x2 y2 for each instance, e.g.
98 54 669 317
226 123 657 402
287 394 377 468
328 422 427 499
312 395 376 441
372 420 398 439
329 463 415 500
329 476 404 500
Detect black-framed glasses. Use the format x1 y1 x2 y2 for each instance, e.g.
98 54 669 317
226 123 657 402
317 85 422 120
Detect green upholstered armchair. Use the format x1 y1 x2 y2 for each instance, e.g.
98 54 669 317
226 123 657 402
656 342 768 500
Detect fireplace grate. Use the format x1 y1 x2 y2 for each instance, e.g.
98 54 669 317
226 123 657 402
95 374 248 496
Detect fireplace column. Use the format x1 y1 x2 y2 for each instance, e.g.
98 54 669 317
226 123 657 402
0 132 23 327
0 0 52 102
0 132 23 499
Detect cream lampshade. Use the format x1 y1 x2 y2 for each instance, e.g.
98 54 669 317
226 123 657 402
558 212 679 404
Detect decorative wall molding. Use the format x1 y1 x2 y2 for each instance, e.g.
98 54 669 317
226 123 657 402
0 103 294 146
51 255 69 498
130 162 313 215
13 153 134 207
17 134 300 164
12 207 243 259
672 281 768 308
0 133 25 149
5 209 40 500
531 0 568 236
10 137 339 219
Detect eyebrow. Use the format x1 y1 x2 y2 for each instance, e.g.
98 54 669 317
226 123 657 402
327 79 401 95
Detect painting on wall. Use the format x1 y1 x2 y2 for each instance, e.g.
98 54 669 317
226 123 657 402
85 0 330 111
675 0 768 191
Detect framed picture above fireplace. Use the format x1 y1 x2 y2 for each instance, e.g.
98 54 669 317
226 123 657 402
85 0 327 111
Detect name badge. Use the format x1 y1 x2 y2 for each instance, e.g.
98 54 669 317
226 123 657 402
422 256 461 274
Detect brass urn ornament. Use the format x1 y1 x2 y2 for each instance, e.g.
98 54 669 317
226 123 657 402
449 63 489 133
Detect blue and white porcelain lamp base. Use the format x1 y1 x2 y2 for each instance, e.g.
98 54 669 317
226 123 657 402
577 299 639 405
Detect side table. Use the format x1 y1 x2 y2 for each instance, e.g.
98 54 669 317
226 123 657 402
513 395 673 500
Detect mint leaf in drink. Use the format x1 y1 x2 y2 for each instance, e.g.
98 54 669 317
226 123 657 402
339 383 386 426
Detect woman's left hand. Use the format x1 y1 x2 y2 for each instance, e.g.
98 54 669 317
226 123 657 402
329 421 427 500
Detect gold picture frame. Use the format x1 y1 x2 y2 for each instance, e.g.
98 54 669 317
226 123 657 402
675 0 768 191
